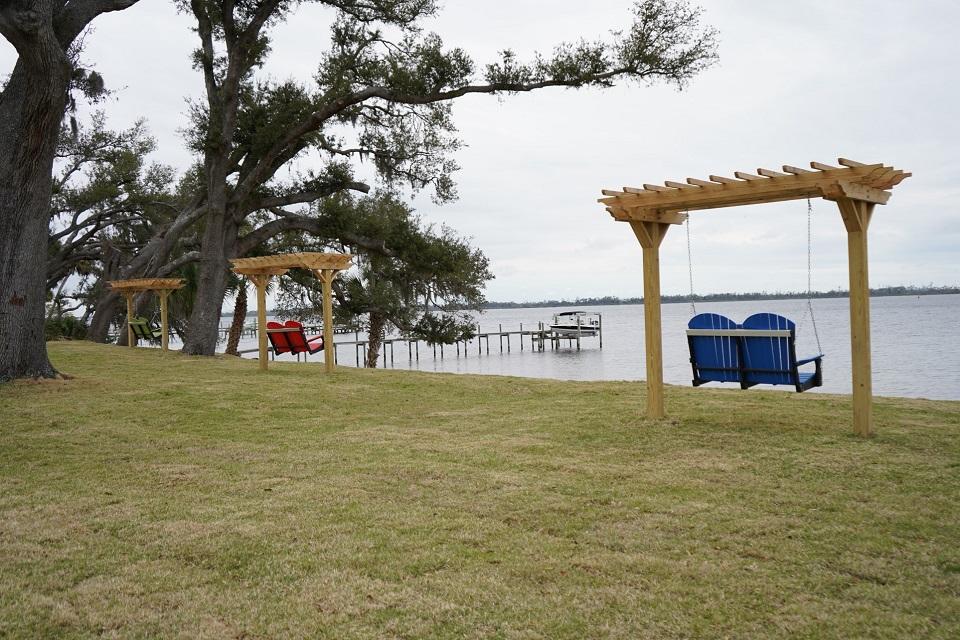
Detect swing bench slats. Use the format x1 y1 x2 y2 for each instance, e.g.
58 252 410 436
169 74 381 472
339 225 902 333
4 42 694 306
266 321 325 356
128 316 163 344
687 313 741 384
686 312 823 393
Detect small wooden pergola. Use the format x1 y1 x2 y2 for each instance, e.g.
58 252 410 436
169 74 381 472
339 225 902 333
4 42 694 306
598 158 911 437
229 252 353 372
108 278 186 351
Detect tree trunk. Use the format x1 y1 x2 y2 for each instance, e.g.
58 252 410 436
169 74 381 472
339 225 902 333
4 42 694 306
87 290 122 342
0 0 143 378
87 219 203 343
224 282 248 356
180 210 236 355
0 51 71 381
365 311 387 368
180 2 243 357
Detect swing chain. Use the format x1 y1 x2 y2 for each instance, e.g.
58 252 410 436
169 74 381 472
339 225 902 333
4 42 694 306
685 211 696 316
805 198 823 354
807 197 813 297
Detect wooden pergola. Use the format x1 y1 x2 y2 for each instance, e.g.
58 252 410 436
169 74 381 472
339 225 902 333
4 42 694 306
108 278 186 351
598 158 911 437
230 252 353 372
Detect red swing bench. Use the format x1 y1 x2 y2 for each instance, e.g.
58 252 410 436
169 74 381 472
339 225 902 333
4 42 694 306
265 320 325 356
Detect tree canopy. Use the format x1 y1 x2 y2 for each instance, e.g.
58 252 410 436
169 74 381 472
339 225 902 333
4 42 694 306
171 0 717 356
273 192 492 366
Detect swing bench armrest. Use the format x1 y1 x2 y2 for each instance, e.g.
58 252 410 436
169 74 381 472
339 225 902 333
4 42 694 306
795 354 823 391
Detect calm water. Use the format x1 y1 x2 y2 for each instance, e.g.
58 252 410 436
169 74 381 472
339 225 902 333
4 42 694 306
210 294 960 401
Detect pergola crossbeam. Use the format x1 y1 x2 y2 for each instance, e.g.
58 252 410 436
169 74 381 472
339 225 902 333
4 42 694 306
606 207 688 225
229 252 352 273
823 181 891 206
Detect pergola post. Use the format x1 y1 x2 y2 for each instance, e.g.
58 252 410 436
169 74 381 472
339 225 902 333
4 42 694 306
317 268 337 373
630 220 671 419
836 197 876 437
123 292 135 348
250 274 271 371
158 290 171 352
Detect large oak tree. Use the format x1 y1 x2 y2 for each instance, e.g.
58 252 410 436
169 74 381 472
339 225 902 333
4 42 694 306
0 0 141 381
272 192 491 367
176 0 718 356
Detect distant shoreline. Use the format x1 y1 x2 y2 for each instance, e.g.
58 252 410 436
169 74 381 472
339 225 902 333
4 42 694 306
483 285 960 310
223 285 959 317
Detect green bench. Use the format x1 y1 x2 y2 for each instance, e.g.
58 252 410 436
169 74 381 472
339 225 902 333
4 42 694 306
129 316 163 344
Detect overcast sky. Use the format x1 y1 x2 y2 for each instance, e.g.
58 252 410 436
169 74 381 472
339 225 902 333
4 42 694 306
4 1 958 302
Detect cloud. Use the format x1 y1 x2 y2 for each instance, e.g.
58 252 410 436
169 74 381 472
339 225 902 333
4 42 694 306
2 0 957 300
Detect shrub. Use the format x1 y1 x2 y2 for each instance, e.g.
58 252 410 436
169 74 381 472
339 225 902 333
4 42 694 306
45 315 88 341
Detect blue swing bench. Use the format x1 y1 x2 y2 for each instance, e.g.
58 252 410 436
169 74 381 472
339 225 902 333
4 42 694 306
686 312 823 392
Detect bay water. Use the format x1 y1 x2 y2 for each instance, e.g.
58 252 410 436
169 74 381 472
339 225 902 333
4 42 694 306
214 294 960 400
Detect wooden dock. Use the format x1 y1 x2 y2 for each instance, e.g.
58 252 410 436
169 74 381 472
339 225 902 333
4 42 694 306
218 322 356 340
237 319 603 368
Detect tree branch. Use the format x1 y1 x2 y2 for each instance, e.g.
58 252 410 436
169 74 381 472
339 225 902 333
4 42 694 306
236 210 392 257
158 251 202 276
243 180 370 213
236 71 645 201
54 0 141 48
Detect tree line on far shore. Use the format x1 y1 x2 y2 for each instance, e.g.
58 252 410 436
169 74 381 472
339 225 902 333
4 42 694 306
232 284 960 320
482 285 960 309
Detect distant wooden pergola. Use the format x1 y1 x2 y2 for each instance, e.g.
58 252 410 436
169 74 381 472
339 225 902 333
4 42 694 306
108 278 186 351
230 252 353 372
598 158 911 437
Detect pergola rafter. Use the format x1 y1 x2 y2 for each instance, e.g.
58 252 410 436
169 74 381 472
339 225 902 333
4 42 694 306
598 158 912 437
600 159 910 221
230 252 353 372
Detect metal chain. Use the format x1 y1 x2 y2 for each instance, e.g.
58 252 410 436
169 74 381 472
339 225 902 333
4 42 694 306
806 198 823 353
807 197 813 297
685 212 697 316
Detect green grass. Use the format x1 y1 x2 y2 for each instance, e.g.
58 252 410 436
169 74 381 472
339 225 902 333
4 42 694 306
1 342 959 639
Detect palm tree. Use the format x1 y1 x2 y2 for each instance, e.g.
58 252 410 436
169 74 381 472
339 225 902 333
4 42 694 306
224 274 249 356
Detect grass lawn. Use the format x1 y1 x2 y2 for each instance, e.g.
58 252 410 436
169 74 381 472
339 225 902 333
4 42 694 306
1 342 959 639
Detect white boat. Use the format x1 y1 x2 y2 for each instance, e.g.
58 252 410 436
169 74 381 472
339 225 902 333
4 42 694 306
549 311 601 336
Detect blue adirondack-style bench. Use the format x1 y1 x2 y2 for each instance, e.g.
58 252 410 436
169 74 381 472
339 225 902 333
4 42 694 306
687 313 741 385
686 312 823 392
